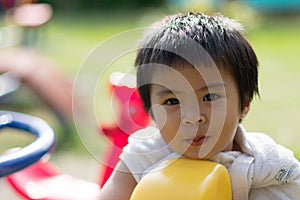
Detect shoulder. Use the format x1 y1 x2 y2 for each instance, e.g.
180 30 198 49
236 125 299 175
237 125 274 142
120 126 173 182
237 125 281 153
244 129 295 158
125 126 167 152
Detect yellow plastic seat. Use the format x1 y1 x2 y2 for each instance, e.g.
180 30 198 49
130 158 232 200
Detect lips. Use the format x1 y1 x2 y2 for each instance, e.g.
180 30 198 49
187 136 207 146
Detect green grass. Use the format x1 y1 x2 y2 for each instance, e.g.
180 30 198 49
1 10 300 158
244 16 300 158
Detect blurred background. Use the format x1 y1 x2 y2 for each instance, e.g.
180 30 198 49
0 0 299 198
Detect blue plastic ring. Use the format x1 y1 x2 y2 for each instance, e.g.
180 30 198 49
0 110 55 177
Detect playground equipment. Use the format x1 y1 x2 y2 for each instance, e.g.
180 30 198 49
130 158 232 200
0 110 55 177
1 71 150 199
0 110 100 199
98 72 150 187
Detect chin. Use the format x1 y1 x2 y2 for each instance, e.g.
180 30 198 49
183 150 218 160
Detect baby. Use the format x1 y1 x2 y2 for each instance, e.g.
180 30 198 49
99 12 300 200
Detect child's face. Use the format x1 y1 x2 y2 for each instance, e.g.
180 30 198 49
149 65 247 159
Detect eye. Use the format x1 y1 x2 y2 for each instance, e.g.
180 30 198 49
163 98 179 106
203 93 219 102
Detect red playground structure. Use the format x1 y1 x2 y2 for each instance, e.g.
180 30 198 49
98 72 150 187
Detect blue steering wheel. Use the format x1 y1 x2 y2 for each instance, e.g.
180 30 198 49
0 110 55 177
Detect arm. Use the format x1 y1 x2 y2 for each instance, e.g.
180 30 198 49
99 161 137 200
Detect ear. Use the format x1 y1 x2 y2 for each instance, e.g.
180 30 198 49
240 100 250 119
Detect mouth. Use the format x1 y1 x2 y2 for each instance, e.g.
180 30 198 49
187 136 208 146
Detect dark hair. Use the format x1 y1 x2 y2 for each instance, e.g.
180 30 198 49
135 12 259 114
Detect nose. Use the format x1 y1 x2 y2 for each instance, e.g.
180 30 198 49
182 111 206 125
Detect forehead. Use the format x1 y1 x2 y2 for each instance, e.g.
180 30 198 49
151 65 226 90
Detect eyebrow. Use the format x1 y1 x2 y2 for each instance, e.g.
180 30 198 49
155 82 226 97
195 82 226 92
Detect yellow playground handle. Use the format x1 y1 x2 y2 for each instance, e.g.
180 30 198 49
130 158 232 200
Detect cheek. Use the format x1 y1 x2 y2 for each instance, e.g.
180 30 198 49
205 102 239 140
217 108 240 147
210 100 240 123
220 104 240 136
158 109 181 143
150 104 167 130
206 103 227 129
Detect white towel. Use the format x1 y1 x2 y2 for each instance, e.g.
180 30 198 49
211 125 300 200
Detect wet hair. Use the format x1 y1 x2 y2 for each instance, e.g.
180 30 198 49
135 12 259 113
